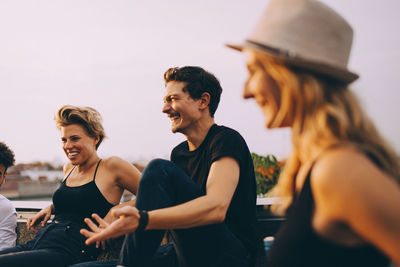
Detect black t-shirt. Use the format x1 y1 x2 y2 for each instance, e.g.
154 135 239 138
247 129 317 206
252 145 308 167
171 124 257 258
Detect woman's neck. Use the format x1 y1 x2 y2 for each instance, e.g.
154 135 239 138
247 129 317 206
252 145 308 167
295 136 341 165
75 155 100 173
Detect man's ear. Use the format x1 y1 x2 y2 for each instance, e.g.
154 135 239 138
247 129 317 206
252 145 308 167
0 173 6 187
199 92 211 110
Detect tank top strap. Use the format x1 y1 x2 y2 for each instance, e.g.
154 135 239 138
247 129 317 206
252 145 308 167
295 142 349 196
63 166 76 183
93 159 102 181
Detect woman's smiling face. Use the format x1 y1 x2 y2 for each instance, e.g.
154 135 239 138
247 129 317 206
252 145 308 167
243 50 283 129
61 124 99 165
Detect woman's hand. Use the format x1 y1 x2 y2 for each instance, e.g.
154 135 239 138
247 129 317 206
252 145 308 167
26 204 53 233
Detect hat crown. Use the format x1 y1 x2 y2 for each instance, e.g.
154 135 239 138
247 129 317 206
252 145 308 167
248 0 353 69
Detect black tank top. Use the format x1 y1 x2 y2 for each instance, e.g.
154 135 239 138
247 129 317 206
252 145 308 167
52 160 114 223
267 160 390 266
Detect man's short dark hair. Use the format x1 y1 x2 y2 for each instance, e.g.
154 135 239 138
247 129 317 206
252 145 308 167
0 142 15 171
163 66 223 117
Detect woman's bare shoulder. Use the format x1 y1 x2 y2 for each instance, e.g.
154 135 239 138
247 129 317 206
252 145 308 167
312 145 382 187
63 162 74 175
101 156 132 170
310 145 395 213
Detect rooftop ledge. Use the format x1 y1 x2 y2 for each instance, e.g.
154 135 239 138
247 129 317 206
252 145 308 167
12 198 280 210
12 198 281 221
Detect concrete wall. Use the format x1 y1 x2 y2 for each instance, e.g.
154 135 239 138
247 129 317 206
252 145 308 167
18 181 60 198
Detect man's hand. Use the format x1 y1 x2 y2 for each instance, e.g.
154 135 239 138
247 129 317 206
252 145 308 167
80 206 141 245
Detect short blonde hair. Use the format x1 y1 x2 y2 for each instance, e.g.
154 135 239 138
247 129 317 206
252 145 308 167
252 52 400 213
55 105 106 149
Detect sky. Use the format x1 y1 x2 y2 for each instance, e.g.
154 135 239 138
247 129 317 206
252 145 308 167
1 0 399 165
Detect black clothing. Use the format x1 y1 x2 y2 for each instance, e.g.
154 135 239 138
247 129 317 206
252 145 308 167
267 164 390 267
0 159 114 267
171 124 258 261
0 220 97 266
53 159 113 223
119 159 249 267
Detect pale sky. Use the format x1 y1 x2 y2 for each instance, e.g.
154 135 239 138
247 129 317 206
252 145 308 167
1 0 399 165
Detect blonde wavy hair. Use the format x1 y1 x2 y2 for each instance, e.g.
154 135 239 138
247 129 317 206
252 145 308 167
253 52 400 213
55 105 106 150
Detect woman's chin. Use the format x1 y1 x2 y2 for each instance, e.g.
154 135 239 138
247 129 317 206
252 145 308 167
265 117 288 129
68 159 79 165
264 117 275 129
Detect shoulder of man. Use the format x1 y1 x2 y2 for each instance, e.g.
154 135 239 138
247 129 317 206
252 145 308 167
0 194 16 216
170 140 189 159
211 125 248 146
208 125 252 165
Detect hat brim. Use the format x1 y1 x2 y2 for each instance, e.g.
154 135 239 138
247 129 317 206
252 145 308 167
226 41 359 84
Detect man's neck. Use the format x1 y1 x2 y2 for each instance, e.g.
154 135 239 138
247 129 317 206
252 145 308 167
185 117 215 151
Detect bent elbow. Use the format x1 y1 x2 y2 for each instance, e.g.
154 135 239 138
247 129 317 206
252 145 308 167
215 213 226 223
212 204 228 223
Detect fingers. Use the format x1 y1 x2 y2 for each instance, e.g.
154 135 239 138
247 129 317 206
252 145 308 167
84 218 101 233
82 214 111 247
28 223 39 233
27 217 36 229
80 228 95 239
94 240 106 250
26 218 32 229
27 216 39 230
84 226 115 245
42 214 50 227
93 240 107 250
81 212 136 245
85 214 109 249
91 213 109 228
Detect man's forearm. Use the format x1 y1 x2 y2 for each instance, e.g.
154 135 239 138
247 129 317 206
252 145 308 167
146 195 227 230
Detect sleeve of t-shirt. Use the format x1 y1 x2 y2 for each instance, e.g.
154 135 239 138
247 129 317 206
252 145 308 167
209 129 248 168
0 198 17 250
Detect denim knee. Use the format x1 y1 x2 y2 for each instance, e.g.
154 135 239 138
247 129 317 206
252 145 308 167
139 158 174 187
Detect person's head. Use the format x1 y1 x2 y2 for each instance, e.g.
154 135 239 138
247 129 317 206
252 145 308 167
242 49 373 148
0 142 15 188
55 105 106 165
162 66 222 134
163 66 222 118
227 0 363 145
227 0 400 210
227 0 362 133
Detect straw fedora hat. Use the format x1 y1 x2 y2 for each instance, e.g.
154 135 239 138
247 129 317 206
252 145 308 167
226 0 359 83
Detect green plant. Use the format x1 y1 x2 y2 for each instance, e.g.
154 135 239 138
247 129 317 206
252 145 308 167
251 153 283 197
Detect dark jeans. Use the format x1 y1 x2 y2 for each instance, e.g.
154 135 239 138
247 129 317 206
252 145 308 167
0 220 99 267
123 159 249 267
71 243 177 267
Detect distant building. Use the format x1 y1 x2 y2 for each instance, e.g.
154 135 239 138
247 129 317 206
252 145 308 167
1 162 62 199
20 170 63 181
1 161 146 201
